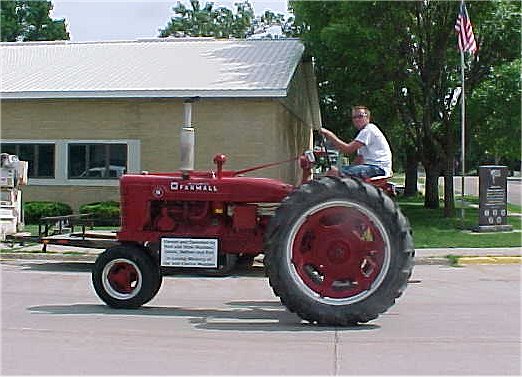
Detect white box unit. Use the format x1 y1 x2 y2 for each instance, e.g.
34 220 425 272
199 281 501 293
0 153 27 239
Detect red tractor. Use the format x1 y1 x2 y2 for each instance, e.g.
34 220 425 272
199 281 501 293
92 100 414 326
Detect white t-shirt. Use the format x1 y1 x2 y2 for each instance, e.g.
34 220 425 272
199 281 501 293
354 123 392 176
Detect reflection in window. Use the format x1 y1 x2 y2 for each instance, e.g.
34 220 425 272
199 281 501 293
0 143 55 178
68 144 127 179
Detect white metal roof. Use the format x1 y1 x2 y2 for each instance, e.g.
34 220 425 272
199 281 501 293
0 38 305 99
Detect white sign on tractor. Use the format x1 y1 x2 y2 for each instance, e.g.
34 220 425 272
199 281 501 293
160 237 218 268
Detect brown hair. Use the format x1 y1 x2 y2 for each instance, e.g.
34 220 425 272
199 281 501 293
352 105 371 118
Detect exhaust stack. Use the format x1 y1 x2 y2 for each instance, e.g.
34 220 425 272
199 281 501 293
180 98 198 173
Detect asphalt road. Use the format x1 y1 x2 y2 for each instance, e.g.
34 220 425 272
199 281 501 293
1 261 520 375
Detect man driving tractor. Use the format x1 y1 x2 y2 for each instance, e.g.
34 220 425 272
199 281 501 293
320 105 392 179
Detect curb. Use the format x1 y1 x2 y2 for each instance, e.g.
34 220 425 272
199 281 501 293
415 257 452 266
457 256 521 265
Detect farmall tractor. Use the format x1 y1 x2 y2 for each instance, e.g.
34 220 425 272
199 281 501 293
92 100 415 326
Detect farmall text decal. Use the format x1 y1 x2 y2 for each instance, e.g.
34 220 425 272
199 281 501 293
171 182 218 192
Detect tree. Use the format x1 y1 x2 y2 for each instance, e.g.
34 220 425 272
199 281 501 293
159 0 254 38
291 1 435 200
159 0 294 39
292 1 520 215
464 2 521 174
468 59 521 167
160 0 250 38
395 1 460 213
251 10 296 38
1 0 69 42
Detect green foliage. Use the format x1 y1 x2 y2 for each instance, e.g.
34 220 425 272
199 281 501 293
291 1 409 140
292 0 521 211
1 0 69 42
24 201 73 224
446 254 462 267
159 0 294 39
468 59 521 166
79 201 120 226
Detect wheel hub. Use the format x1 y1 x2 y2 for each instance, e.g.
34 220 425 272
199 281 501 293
287 200 391 305
326 240 351 264
102 258 143 300
108 262 138 294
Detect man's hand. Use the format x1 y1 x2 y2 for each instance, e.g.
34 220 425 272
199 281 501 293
319 128 364 155
320 128 335 140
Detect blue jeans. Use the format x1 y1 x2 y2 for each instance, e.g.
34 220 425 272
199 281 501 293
340 164 385 179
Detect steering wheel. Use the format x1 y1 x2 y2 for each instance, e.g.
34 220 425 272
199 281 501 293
313 130 332 172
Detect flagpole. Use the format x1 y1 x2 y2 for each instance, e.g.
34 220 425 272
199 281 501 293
460 49 466 223
456 0 476 224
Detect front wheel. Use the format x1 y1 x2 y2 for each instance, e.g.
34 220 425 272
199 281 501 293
92 244 162 308
264 176 414 326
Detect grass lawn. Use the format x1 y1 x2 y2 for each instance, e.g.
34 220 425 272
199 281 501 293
398 195 521 248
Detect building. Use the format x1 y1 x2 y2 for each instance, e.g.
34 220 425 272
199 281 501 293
1 38 321 210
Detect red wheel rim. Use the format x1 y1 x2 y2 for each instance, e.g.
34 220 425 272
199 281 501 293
288 201 390 303
102 259 143 299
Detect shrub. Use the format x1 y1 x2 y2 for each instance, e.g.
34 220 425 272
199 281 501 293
24 201 73 224
79 201 120 226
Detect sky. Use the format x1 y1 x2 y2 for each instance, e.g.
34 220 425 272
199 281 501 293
51 0 290 42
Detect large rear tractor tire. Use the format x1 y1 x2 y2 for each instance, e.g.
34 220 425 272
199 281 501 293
264 176 414 326
92 244 162 308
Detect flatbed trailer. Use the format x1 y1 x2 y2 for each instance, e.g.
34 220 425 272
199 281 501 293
5 230 119 251
4 213 119 251
41 231 118 250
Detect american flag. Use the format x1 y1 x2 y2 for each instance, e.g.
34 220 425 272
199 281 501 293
455 1 477 54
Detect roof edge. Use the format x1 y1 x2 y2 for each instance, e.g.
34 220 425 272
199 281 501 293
0 37 303 47
0 88 288 100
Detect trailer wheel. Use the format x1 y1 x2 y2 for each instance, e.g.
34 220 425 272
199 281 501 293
264 176 414 326
92 244 162 308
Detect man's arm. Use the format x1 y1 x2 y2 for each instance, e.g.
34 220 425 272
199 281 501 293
320 128 364 155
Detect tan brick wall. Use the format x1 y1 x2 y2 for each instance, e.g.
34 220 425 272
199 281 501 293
1 97 311 210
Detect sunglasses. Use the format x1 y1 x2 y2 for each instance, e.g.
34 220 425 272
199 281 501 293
352 114 367 119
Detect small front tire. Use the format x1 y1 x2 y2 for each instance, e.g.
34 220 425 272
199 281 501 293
92 244 162 308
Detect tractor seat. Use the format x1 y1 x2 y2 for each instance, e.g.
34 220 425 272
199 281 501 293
365 174 393 189
365 174 396 197
367 173 393 182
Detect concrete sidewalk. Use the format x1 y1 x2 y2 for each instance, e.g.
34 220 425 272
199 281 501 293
1 242 520 266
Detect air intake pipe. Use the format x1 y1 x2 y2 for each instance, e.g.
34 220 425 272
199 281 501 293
180 97 199 174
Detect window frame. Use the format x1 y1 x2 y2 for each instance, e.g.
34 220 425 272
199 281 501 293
67 142 128 180
1 139 140 186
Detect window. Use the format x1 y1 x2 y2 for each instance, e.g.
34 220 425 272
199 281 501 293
1 139 138 185
68 143 127 179
0 143 55 178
